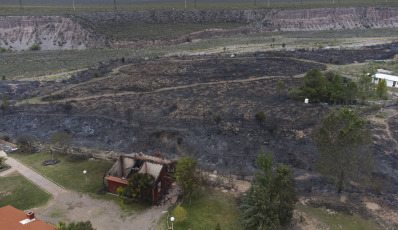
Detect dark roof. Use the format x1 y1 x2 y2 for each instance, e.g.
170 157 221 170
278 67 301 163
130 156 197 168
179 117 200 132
0 205 55 230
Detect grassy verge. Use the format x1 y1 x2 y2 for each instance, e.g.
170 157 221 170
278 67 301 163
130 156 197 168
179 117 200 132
9 151 113 194
0 171 52 210
157 188 241 230
296 204 382 230
1 1 397 16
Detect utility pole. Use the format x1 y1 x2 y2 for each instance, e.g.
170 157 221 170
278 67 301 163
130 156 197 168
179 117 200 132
72 0 75 11
114 0 117 10
19 0 23 10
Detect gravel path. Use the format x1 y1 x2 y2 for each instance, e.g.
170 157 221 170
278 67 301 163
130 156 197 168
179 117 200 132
34 191 174 230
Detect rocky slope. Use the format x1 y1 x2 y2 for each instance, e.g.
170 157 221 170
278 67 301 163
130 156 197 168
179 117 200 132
259 7 398 31
0 16 104 51
1 7 398 50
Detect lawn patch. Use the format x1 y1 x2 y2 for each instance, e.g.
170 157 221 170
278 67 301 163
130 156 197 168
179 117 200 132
0 171 51 210
157 189 240 230
10 151 114 194
297 204 382 230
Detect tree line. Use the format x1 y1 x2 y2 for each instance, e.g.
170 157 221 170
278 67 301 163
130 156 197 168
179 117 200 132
287 68 388 104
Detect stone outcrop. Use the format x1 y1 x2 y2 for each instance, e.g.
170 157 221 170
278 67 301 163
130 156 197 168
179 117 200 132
260 7 398 31
0 16 104 51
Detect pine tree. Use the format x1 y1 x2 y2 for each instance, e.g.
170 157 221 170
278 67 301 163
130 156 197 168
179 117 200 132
239 152 298 229
314 108 373 193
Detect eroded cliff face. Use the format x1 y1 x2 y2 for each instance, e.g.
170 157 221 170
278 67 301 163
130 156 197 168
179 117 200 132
0 7 398 51
0 16 104 51
260 7 398 31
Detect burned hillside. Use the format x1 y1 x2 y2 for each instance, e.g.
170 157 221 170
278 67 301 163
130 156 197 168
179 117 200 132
0 48 397 201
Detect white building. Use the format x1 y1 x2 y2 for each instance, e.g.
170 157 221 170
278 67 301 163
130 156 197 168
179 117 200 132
372 73 398 88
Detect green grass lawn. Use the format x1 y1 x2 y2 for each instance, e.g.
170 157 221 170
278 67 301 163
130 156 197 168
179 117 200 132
157 188 241 230
10 151 114 194
9 151 151 213
297 204 382 230
0 171 51 210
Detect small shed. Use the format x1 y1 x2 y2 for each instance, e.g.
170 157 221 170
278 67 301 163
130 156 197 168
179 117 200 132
372 73 398 88
105 153 176 203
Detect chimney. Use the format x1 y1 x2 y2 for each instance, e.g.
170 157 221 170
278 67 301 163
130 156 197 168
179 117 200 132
26 211 35 220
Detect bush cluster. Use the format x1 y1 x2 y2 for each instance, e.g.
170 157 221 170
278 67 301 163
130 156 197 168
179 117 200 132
288 68 386 104
29 43 41 51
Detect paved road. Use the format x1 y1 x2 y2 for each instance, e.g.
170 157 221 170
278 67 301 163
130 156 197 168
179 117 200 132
0 156 66 196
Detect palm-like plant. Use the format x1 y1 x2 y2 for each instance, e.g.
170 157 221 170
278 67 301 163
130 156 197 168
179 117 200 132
0 157 6 169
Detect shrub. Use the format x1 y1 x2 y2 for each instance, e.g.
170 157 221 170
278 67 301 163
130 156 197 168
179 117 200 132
1 75 5 81
173 205 187 223
0 47 6 53
93 71 99 78
214 113 222 124
376 79 388 100
255 111 266 122
62 101 72 114
29 43 41 51
288 88 302 100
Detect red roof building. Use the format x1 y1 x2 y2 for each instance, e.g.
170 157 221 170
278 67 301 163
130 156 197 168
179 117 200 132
0 205 55 230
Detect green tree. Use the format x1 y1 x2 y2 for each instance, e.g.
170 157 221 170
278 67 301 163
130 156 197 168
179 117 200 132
215 223 221 230
287 88 302 101
342 81 358 104
126 173 154 202
328 73 344 104
239 152 298 230
174 156 200 201
301 68 328 102
275 80 286 99
376 79 388 100
173 205 187 223
358 75 373 102
1 75 5 81
313 108 373 193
